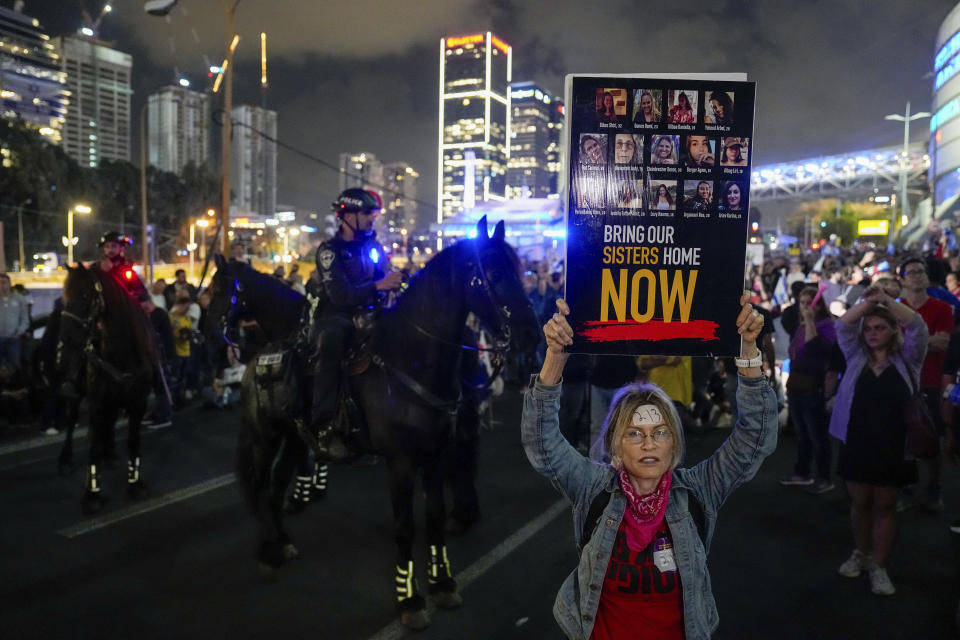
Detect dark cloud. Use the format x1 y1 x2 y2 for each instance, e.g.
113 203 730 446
12 0 958 216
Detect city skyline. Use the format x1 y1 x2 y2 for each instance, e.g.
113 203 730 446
7 0 955 214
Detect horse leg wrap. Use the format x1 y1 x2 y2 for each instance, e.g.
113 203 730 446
427 545 455 592
291 475 312 503
395 560 420 604
86 464 101 493
312 463 328 495
127 457 140 484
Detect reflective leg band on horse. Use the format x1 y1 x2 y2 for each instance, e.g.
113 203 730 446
127 456 140 484
428 545 453 586
87 464 100 493
312 463 328 493
395 560 416 602
292 475 312 502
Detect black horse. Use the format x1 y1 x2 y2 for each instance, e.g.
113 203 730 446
58 264 158 514
206 217 539 630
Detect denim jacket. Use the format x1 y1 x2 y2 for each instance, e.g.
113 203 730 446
521 374 778 640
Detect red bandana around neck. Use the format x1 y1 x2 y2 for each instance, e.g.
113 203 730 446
617 467 673 551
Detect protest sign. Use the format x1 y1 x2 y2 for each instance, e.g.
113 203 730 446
563 73 755 356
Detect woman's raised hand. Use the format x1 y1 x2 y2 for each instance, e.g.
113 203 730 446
736 290 764 346
544 299 574 355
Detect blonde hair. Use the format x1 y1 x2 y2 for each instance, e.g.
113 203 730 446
593 382 685 469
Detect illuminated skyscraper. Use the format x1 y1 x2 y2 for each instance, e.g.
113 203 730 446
230 104 276 218
339 151 384 193
382 162 420 235
438 32 511 222
58 35 132 167
147 85 209 174
0 5 67 144
507 81 564 199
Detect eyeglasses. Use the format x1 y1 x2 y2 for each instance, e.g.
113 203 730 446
622 428 672 445
902 268 926 276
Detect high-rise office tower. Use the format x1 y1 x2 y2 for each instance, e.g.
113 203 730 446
438 32 511 222
339 151 384 193
506 82 564 199
57 35 132 167
382 162 420 235
0 5 67 144
147 85 209 174
230 104 277 218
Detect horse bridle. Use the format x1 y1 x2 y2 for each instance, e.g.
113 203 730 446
404 243 514 355
59 280 133 383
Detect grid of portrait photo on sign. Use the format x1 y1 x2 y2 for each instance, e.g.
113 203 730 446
569 79 752 221
564 75 756 357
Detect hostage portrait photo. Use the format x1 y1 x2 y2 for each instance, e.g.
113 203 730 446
579 133 608 165
649 134 680 166
632 88 663 124
574 168 608 209
683 180 715 212
613 134 644 165
720 137 749 166
595 87 628 124
684 135 716 168
667 89 698 124
648 180 678 212
705 90 735 125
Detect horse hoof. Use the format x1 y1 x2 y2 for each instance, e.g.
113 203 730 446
128 481 149 501
257 562 281 583
282 543 298 560
430 589 463 610
81 492 106 515
400 609 430 631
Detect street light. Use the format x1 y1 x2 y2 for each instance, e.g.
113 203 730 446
884 102 930 248
196 218 209 261
63 204 92 265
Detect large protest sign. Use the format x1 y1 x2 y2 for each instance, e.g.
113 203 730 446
563 73 755 356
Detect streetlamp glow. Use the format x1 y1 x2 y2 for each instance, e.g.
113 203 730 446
884 102 931 248
65 204 92 265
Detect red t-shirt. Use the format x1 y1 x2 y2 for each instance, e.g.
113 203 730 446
905 297 953 389
590 520 684 640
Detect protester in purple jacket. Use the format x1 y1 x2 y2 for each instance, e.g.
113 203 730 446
830 284 927 596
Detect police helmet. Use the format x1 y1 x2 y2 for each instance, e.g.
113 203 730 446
332 188 382 217
99 231 132 247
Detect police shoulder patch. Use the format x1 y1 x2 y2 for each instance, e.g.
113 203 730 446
319 249 335 270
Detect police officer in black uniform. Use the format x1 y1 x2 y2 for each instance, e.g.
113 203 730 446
311 189 402 459
94 231 150 302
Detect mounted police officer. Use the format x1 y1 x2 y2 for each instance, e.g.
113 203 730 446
310 188 402 459
95 231 149 303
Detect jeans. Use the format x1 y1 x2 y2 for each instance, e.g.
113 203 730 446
788 392 830 480
0 336 21 370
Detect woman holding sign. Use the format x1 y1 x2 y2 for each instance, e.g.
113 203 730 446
522 293 777 640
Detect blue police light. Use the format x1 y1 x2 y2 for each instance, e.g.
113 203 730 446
467 229 478 239
369 248 380 263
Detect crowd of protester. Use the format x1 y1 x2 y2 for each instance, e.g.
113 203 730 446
510 243 960 598
3 239 960 597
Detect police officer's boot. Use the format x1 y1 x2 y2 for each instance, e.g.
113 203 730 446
310 367 350 462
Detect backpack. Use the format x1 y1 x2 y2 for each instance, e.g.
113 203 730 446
579 485 706 554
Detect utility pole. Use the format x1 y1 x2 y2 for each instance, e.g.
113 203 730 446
218 1 241 254
884 102 930 249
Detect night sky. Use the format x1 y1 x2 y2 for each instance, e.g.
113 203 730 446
15 0 957 214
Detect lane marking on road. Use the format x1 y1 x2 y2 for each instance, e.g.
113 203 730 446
367 498 568 640
0 428 89 457
56 473 236 538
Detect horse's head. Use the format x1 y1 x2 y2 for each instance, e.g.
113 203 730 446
464 217 540 353
205 253 243 350
58 264 103 395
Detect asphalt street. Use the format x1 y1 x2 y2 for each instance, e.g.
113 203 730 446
1 390 958 639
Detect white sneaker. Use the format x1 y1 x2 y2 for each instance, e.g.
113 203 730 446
838 550 871 578
868 565 895 596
